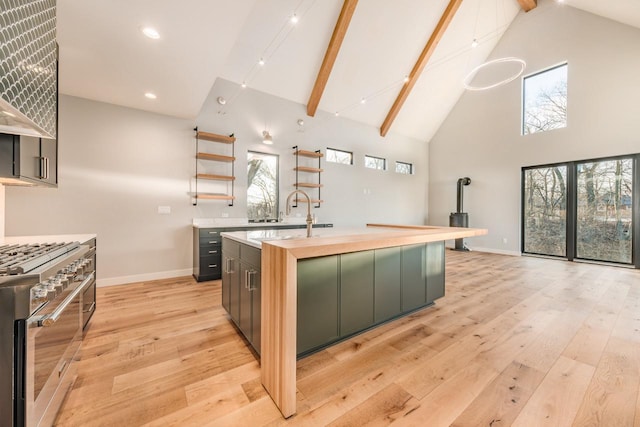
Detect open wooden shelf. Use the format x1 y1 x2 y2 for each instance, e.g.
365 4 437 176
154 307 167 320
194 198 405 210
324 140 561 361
294 166 323 173
294 149 323 158
197 173 235 181
196 194 236 201
294 183 323 188
197 152 236 162
196 131 236 144
294 198 324 204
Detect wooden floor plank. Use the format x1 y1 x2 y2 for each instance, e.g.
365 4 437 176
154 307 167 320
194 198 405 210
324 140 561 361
53 251 640 426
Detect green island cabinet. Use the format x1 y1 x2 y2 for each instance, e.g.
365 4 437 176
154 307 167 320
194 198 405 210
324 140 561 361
221 237 445 357
222 237 261 354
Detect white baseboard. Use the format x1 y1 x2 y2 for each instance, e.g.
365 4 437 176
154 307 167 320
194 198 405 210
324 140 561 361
445 243 520 257
97 268 194 287
468 247 521 257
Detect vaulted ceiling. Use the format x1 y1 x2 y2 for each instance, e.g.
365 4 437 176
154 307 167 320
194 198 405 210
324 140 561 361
57 0 640 141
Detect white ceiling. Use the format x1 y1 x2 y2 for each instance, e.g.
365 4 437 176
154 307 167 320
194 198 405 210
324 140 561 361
56 0 640 141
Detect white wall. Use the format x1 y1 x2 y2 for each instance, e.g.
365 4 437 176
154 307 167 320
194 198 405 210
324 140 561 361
195 78 428 227
428 1 640 254
5 81 428 284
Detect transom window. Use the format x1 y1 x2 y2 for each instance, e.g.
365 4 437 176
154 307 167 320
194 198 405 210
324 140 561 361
522 63 568 135
395 161 413 175
364 155 386 170
326 148 353 165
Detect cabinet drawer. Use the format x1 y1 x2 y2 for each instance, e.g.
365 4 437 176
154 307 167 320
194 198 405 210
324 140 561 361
201 246 221 256
200 254 222 275
240 244 261 267
200 236 222 247
199 228 223 238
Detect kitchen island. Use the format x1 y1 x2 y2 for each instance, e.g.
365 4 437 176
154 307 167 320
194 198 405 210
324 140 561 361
222 224 487 418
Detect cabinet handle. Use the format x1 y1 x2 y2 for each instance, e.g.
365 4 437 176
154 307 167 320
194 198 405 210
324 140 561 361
208 241 218 244
247 269 257 291
208 264 218 268
208 250 218 254
244 270 249 289
38 157 49 179
224 258 234 274
208 231 218 235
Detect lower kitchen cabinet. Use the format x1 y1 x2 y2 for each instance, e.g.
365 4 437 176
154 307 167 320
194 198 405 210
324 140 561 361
222 238 261 354
426 242 445 303
297 256 339 355
401 243 427 311
340 251 374 336
374 247 402 323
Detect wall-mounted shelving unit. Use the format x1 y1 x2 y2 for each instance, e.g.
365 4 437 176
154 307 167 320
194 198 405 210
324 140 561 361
293 145 323 208
194 128 236 206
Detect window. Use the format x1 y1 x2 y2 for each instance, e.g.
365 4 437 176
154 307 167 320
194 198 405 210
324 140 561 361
326 148 353 165
364 155 386 170
247 151 278 221
395 161 413 175
522 63 567 135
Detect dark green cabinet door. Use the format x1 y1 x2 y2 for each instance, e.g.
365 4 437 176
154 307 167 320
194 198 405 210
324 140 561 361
426 242 445 303
297 256 339 355
250 266 261 355
239 262 254 341
401 244 426 311
340 251 375 336
374 247 402 322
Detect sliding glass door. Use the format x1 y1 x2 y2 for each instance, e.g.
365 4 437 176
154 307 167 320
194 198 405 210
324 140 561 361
522 154 637 267
576 158 633 263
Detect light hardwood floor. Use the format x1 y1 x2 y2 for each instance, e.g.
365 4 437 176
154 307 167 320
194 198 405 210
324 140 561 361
55 251 640 426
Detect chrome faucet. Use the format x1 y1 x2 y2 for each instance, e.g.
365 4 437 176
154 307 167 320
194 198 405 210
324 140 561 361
285 190 313 237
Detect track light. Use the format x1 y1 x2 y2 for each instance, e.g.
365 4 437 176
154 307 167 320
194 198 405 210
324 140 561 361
262 130 273 144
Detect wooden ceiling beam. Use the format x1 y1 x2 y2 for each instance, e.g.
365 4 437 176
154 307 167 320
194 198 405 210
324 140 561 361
380 0 463 137
516 0 537 12
306 0 359 117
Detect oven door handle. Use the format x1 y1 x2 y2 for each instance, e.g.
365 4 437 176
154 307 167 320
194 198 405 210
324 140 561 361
37 272 95 327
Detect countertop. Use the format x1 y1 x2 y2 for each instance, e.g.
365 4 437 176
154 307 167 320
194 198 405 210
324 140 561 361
222 224 488 257
1 234 97 246
192 217 311 228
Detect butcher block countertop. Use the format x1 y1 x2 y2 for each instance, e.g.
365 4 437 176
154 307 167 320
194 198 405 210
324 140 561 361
223 224 487 256
257 224 488 418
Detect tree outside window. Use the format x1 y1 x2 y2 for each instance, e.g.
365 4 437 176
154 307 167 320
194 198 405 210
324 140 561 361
522 63 567 135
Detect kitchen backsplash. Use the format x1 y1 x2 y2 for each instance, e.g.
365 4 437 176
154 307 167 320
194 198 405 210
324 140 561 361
0 0 57 137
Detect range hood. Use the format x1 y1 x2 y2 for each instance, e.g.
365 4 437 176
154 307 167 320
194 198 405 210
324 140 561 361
0 0 58 139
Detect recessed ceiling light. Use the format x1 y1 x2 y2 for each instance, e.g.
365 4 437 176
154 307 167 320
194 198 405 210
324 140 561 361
403 75 410 83
217 96 226 105
291 13 299 24
241 82 247 88
360 97 366 104
144 92 157 99
141 26 160 39
258 58 265 66
334 111 339 117
471 38 479 48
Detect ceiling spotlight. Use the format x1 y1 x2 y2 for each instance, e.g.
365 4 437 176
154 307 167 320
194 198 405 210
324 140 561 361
297 119 304 126
360 97 366 104
141 27 160 39
403 75 410 83
258 58 265 66
144 92 157 99
291 13 299 24
217 96 226 105
471 38 479 48
334 111 339 117
262 130 273 144
241 81 247 88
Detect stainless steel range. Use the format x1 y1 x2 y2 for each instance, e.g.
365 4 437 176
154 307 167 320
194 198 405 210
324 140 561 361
0 240 96 427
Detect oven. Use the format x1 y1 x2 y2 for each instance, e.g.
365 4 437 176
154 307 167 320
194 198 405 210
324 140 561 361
0 241 95 427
